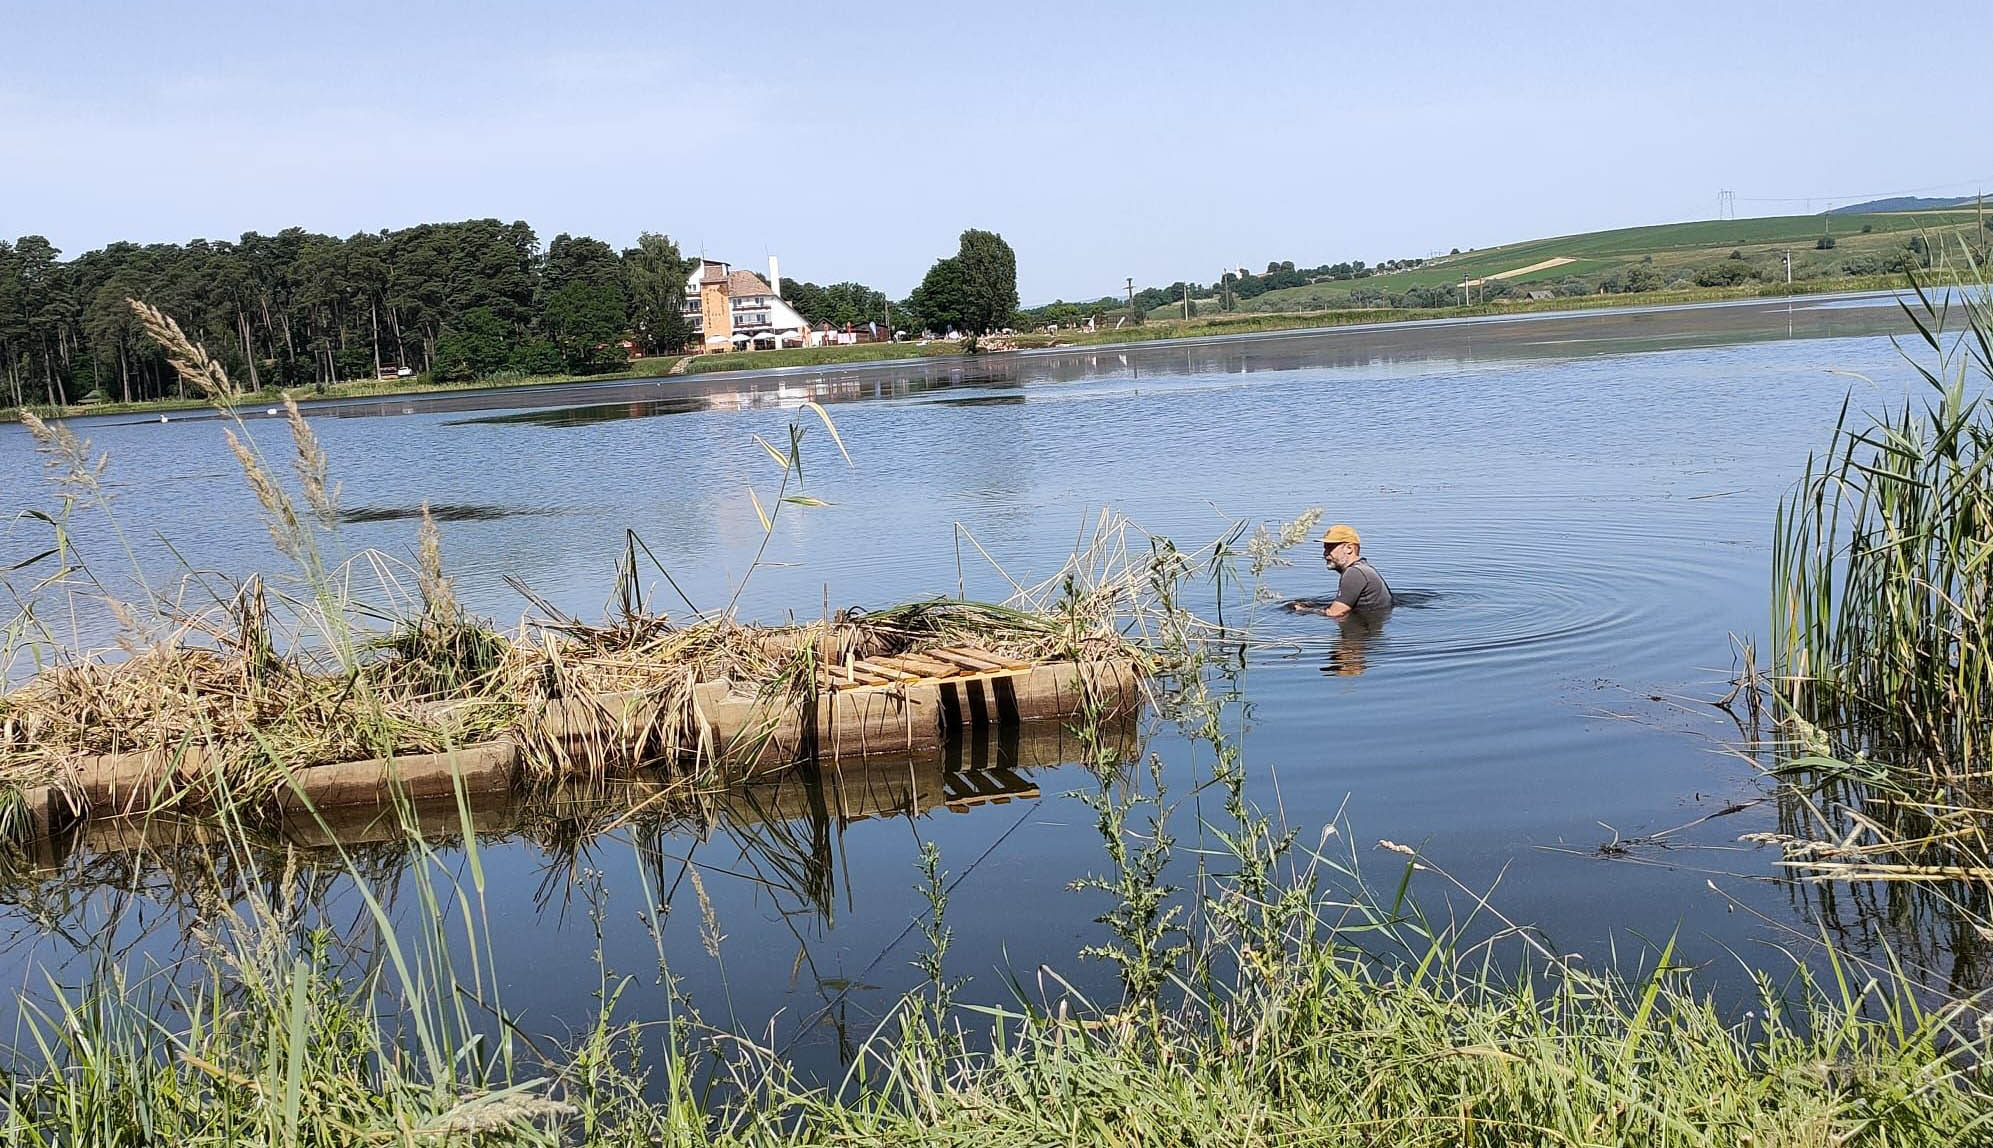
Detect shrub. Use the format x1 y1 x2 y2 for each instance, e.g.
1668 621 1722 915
1692 261 1760 287
507 339 564 376
1816 235 1837 250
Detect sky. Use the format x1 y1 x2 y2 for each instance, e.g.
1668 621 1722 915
3 1 1990 304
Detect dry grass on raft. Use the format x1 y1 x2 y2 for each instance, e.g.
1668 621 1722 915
0 595 1146 809
0 637 532 803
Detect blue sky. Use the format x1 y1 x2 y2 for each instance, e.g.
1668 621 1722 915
3 1 1988 303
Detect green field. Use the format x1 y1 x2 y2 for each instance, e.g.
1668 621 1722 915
1233 208 1986 310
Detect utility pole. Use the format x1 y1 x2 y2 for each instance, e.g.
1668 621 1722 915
1181 280 1190 320
1125 276 1135 315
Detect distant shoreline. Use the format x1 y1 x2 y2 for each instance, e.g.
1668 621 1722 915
0 271 1957 425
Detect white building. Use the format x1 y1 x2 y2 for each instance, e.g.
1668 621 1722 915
683 256 818 352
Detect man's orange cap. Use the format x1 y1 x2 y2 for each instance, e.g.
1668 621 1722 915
1321 524 1361 547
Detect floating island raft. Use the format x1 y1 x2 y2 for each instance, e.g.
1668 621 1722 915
0 600 1145 841
23 714 1139 874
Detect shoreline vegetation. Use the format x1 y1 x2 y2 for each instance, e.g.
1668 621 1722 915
4 284 1993 1143
0 271 1949 423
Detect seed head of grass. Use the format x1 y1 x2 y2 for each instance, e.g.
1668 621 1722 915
283 394 338 528
416 502 456 625
19 411 104 490
224 428 308 567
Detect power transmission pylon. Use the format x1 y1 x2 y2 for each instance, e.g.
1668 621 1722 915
1718 190 1736 220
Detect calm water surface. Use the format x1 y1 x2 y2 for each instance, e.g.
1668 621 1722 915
0 294 1974 1073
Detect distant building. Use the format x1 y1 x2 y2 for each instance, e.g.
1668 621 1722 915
683 256 817 352
812 320 886 346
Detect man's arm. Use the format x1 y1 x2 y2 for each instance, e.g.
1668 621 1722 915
1325 567 1363 618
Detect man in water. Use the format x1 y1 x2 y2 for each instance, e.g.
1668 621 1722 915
1295 524 1393 674
1314 524 1393 617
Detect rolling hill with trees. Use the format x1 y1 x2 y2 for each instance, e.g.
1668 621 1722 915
1022 208 1989 325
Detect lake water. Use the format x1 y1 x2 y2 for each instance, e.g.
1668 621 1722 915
0 292 1978 1074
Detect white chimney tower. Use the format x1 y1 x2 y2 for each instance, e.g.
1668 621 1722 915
768 255 781 297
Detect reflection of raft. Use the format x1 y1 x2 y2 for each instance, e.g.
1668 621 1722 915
22 714 1137 870
19 648 1141 840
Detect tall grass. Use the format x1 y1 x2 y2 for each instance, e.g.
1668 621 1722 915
1773 272 1993 783
4 678 1990 1145
1765 261 1993 942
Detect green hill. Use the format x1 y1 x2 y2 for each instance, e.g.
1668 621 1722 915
1229 209 1985 312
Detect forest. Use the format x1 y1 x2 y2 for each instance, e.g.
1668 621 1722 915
0 223 920 407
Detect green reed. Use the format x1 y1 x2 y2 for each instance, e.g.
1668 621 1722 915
1773 267 1993 788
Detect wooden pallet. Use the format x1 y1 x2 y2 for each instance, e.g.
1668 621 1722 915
817 644 1036 692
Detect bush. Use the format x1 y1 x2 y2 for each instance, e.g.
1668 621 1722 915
507 339 564 376
1862 223 1875 233
1816 235 1837 250
1729 248 1746 260
1616 263 1666 293
1692 261 1761 287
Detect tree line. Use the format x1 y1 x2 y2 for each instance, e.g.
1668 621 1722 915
0 223 1023 407
0 222 707 406
787 229 1022 338
1020 253 1434 327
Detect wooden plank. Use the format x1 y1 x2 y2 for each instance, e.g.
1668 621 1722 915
830 663 890 686
877 653 961 678
927 647 1005 672
850 658 920 682
952 644 1034 669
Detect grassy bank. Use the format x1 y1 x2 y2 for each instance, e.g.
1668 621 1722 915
1046 271 1931 347
4 793 1987 1146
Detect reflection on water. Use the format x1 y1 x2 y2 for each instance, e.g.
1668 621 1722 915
1326 607 1390 676
7 717 1134 948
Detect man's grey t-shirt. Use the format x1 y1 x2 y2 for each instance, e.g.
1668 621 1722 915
1335 558 1394 612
